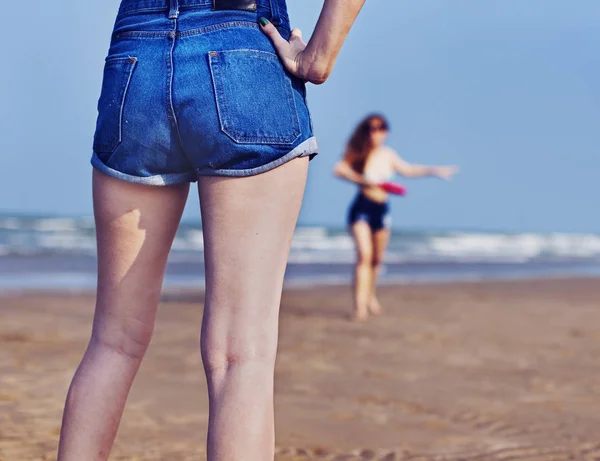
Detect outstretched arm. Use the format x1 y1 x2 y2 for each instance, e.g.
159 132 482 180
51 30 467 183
260 0 366 84
392 152 458 180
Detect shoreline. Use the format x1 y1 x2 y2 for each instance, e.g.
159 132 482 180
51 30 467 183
1 272 600 296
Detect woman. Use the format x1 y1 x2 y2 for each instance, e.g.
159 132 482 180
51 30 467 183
334 114 458 322
57 1 365 460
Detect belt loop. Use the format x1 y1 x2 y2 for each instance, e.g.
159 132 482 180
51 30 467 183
169 0 180 19
268 0 281 25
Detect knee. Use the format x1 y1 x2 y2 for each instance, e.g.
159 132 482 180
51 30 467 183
201 332 277 376
91 317 154 361
371 256 383 268
357 253 373 268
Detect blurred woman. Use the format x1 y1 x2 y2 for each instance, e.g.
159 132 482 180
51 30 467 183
334 114 458 321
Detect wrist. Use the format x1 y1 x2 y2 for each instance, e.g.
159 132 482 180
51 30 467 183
298 46 332 84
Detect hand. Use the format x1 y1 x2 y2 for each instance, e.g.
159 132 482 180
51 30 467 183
434 166 459 180
259 18 328 85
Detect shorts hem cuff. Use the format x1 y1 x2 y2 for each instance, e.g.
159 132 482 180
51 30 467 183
196 137 318 177
91 153 197 186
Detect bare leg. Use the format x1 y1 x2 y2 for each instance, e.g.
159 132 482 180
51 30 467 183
198 157 309 461
350 221 374 322
368 228 391 315
57 171 189 461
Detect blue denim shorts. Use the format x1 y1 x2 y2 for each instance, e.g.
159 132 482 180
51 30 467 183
348 193 391 232
91 0 317 185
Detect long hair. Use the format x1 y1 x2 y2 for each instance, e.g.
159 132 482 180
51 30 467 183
343 114 389 174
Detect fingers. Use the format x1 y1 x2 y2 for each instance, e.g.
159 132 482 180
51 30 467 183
259 18 289 56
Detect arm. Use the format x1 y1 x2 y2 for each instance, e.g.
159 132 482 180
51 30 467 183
299 0 366 83
391 152 458 179
333 160 373 187
260 0 366 84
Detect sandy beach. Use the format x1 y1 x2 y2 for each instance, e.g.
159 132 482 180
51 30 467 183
2 277 600 460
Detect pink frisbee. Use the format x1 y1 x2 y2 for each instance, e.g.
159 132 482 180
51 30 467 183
380 181 407 196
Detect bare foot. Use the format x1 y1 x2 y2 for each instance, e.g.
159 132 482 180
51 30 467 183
350 311 369 322
368 297 383 316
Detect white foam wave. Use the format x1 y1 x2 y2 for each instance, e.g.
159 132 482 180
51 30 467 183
36 234 97 253
426 233 600 263
0 218 23 230
2 217 600 264
172 230 204 251
31 218 80 232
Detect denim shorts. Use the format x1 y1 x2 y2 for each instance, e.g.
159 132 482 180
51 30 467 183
348 193 391 232
91 0 317 185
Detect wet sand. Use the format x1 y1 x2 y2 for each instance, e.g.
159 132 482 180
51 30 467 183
2 278 600 460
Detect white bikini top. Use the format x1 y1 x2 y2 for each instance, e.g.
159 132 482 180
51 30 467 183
363 169 392 184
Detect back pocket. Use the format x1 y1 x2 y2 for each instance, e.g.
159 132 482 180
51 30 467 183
209 49 301 145
93 56 137 154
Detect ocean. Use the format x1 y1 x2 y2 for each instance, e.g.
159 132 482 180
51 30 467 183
1 215 600 291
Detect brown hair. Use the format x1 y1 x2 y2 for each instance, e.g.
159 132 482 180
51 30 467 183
343 114 389 174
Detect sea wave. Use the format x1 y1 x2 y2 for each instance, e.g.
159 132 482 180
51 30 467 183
1 217 600 264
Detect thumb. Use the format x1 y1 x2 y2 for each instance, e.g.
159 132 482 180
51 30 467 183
290 28 303 41
259 18 289 55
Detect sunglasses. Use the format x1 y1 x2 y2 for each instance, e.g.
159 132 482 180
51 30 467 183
368 123 388 133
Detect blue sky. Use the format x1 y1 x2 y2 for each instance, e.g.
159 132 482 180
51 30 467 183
1 0 598 232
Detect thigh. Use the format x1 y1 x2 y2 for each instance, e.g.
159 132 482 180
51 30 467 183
350 220 374 263
198 157 309 356
372 228 391 265
92 170 189 341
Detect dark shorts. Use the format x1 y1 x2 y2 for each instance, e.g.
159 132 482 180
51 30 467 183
347 193 391 232
91 0 317 185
